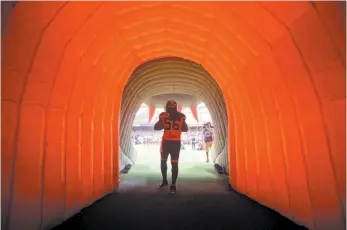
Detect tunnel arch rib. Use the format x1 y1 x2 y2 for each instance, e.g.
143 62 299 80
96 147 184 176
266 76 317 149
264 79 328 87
1 2 345 230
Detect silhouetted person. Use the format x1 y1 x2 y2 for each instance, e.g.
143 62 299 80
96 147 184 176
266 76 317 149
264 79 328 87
154 100 188 194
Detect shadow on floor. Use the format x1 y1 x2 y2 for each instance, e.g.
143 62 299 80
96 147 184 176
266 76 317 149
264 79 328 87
52 163 308 230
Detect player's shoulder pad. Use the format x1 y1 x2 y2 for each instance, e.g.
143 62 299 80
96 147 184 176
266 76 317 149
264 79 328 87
179 112 186 119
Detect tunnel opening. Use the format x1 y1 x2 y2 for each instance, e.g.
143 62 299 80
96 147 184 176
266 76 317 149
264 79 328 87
131 102 214 163
118 57 230 190
126 102 220 180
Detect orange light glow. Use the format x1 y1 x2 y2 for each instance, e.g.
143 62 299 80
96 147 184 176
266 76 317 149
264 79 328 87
1 2 345 230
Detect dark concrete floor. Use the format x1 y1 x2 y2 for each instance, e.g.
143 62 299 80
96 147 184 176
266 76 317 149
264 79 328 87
52 145 308 230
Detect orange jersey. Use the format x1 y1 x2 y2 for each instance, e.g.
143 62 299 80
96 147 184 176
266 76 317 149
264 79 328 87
159 112 186 141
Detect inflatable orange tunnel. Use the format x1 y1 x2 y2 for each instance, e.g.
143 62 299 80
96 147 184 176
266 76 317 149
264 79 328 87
1 2 346 230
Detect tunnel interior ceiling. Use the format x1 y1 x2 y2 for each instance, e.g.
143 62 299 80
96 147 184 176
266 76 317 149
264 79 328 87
120 57 228 170
2 2 346 230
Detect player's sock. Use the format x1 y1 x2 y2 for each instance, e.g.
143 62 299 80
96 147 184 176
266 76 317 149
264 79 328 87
161 160 168 184
171 162 178 185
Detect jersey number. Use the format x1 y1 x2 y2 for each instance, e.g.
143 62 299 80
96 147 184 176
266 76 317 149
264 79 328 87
164 120 180 131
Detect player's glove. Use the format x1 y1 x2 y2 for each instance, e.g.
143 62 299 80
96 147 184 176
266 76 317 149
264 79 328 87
159 112 170 123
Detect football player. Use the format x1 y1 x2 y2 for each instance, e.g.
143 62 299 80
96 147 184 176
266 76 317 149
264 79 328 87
154 100 188 194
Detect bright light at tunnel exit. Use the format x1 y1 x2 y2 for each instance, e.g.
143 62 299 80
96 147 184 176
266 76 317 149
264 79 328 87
132 103 213 166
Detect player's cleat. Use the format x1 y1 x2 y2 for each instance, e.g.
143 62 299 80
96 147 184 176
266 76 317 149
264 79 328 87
159 181 168 188
170 184 176 195
206 159 210 163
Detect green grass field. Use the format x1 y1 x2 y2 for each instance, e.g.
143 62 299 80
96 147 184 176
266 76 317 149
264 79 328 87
119 144 228 193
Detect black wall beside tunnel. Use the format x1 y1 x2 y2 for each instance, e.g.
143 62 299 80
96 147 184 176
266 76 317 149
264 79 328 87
119 57 229 173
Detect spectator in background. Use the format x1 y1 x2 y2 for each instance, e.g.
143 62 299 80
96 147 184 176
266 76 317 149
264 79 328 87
203 122 214 163
192 137 196 150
